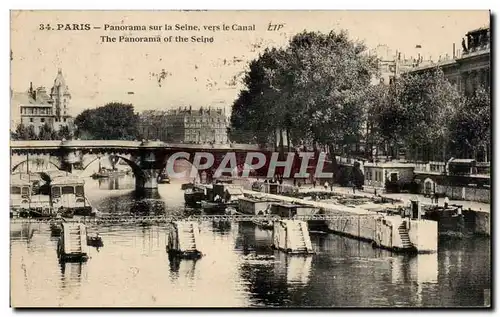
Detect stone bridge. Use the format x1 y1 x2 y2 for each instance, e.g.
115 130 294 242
10 140 331 191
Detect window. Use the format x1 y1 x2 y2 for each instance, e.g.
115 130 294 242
62 186 75 195
30 118 34 123
75 186 84 197
11 187 21 195
41 118 45 123
63 118 66 122
51 187 61 197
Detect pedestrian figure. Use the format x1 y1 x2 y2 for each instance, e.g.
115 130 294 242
434 192 439 205
444 196 449 209
324 181 329 191
352 184 356 194
330 182 333 192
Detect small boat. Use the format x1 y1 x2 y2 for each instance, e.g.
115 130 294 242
242 253 276 262
87 234 104 247
252 219 274 230
158 173 170 184
50 221 63 236
201 200 238 213
225 207 238 215
181 183 195 190
91 163 128 179
184 187 206 207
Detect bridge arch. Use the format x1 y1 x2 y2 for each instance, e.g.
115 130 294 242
81 154 145 180
165 157 202 182
11 157 62 174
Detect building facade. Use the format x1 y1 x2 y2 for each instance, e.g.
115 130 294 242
12 69 74 134
138 110 169 141
402 26 490 163
405 27 490 96
166 106 228 144
369 44 417 86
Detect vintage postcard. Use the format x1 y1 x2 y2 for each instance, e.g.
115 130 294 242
10 10 491 308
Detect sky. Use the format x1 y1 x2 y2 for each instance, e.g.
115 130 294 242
10 10 490 117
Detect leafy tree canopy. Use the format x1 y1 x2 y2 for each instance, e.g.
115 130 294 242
74 102 139 140
230 30 379 149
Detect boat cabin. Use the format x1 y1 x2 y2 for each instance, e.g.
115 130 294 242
447 159 477 176
224 187 244 203
270 203 319 218
212 183 242 202
10 178 32 210
238 196 280 215
50 176 89 211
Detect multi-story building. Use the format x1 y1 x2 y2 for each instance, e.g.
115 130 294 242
12 69 74 134
166 106 228 144
402 26 491 163
138 110 169 141
405 27 490 96
369 44 417 85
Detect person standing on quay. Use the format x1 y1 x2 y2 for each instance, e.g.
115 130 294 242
444 196 449 209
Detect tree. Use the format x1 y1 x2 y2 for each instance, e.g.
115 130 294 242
229 50 283 146
376 68 461 162
38 123 57 140
26 125 37 140
230 30 379 155
363 83 388 160
11 123 29 140
11 123 38 140
57 125 72 140
449 86 490 161
74 102 140 140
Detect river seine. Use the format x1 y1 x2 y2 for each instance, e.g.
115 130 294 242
10 175 491 307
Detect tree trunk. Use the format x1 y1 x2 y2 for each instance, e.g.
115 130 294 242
286 128 291 152
278 128 285 161
441 136 447 163
328 142 339 183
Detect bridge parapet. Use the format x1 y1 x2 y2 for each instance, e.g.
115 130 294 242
10 213 372 224
10 140 265 151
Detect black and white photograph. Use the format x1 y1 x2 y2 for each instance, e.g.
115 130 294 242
8 10 491 308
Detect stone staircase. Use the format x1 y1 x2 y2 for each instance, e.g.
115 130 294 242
60 223 88 260
397 222 413 249
287 221 313 253
177 222 199 253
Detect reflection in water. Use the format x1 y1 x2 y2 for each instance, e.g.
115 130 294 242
212 220 232 235
10 223 37 241
59 261 83 292
285 255 313 286
98 175 134 190
240 255 290 307
168 255 199 283
9 180 491 307
390 253 439 306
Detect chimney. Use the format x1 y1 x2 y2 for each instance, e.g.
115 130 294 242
453 43 456 58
